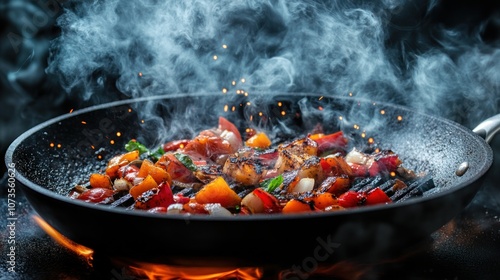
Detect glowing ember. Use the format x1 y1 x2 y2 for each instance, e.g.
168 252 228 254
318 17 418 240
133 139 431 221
33 216 94 265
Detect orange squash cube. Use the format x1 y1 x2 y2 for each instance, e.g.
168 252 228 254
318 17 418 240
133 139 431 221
282 199 315 214
195 177 242 208
106 150 140 178
129 174 158 199
89 173 112 189
138 159 172 185
309 193 338 210
245 132 272 149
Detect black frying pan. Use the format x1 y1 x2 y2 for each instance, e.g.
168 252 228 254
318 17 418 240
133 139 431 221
5 93 498 266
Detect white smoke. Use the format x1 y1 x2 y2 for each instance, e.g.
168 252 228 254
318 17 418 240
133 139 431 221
45 0 500 128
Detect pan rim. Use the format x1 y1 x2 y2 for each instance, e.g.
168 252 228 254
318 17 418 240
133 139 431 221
5 92 494 222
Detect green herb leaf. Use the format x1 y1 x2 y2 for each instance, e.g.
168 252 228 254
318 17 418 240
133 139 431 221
174 153 197 171
125 140 149 155
260 175 283 193
149 147 165 162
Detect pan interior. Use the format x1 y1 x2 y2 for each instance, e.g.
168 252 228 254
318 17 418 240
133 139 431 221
8 93 492 207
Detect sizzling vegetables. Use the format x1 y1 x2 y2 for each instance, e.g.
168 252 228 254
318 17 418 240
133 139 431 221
70 117 426 215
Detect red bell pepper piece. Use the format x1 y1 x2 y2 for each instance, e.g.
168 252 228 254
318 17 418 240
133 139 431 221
173 193 190 204
337 191 366 208
366 151 402 176
77 188 115 204
365 187 392 206
135 181 175 210
348 163 369 177
252 188 282 214
312 131 348 155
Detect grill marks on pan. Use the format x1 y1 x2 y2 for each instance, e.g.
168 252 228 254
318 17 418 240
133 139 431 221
351 175 436 202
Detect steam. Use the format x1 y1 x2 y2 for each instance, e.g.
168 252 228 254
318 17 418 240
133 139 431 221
46 0 499 129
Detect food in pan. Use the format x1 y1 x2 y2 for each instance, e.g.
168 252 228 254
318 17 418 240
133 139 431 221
69 117 434 215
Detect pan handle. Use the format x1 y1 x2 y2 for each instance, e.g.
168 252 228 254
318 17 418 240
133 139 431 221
472 114 500 144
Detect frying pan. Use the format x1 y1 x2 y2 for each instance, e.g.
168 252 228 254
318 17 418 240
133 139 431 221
5 93 498 266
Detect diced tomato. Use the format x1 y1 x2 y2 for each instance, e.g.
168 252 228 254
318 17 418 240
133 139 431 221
135 181 175 210
163 139 190 152
311 131 348 155
77 188 115 204
365 187 392 206
337 191 366 208
252 188 282 214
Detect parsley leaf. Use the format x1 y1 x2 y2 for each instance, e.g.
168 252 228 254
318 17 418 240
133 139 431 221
125 140 149 155
174 153 197 171
125 140 165 161
260 175 283 193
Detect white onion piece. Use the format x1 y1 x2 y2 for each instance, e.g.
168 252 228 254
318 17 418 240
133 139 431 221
113 178 132 191
345 149 369 165
241 191 264 213
166 203 185 215
204 203 233 216
220 130 240 151
291 178 315 193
